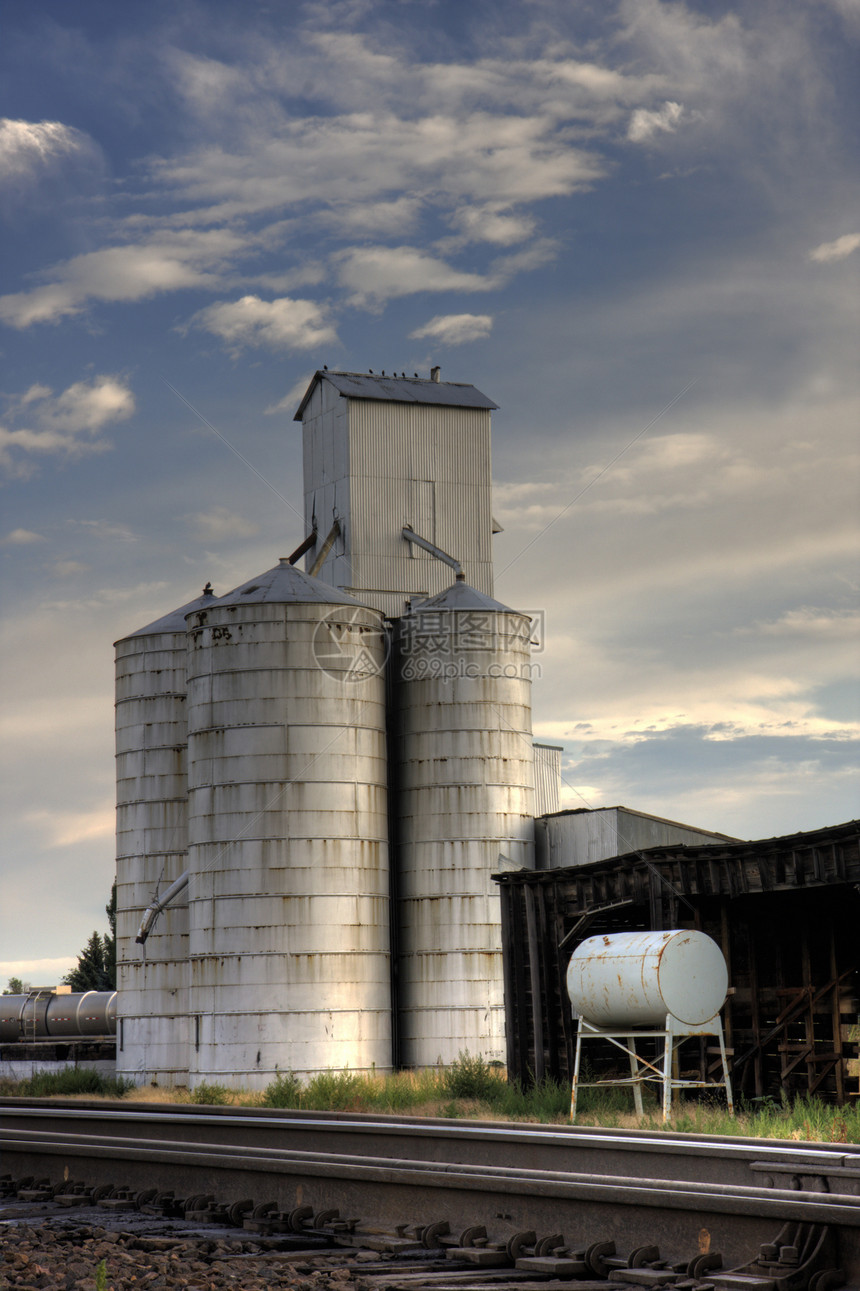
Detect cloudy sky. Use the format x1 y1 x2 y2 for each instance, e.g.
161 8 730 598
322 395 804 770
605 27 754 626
1 0 858 984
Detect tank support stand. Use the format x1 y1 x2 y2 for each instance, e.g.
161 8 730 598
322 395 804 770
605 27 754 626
570 1011 734 1123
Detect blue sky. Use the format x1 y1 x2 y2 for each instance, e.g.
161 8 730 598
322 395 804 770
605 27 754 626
1 0 858 982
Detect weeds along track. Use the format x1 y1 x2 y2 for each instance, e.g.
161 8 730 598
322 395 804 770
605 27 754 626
1 1101 858 1289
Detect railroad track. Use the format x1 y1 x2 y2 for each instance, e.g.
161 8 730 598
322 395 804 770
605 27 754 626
1 1100 858 1289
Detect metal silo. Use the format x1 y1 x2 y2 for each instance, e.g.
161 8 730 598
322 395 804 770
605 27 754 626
394 578 535 1067
184 558 391 1089
114 584 216 1086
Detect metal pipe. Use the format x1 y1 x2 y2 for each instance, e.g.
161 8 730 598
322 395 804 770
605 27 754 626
400 526 463 578
135 871 190 945
286 528 317 565
308 518 341 576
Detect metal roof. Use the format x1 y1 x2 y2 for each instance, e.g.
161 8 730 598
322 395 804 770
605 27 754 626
293 370 498 420
411 579 520 615
541 805 739 840
117 585 218 641
493 817 860 883
217 557 368 607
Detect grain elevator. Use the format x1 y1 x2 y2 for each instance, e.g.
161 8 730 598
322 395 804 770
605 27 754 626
115 370 540 1089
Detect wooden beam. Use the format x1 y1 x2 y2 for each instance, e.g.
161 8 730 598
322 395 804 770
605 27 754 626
499 885 519 1081
524 885 546 1085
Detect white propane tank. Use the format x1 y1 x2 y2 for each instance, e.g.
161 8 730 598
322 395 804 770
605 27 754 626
566 929 728 1028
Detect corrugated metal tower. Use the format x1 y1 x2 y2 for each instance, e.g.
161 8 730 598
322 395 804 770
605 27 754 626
295 371 497 616
184 559 391 1088
394 580 536 1066
114 366 544 1086
114 586 215 1085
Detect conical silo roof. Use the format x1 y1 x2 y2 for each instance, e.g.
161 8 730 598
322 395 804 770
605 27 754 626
116 583 218 643
412 578 519 614
218 557 367 607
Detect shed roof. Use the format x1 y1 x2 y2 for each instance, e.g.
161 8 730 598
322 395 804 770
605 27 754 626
293 370 498 420
493 817 860 885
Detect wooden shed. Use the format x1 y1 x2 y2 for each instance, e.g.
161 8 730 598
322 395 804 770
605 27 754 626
494 819 860 1103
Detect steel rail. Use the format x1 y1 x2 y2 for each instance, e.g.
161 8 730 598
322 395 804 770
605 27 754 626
4 1101 856 1160
2 1102 858 1276
2 1128 858 1225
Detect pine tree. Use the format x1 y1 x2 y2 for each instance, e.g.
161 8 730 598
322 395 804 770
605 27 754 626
64 883 118 992
103 882 117 986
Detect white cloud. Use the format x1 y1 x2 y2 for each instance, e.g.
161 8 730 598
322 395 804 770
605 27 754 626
1 528 45 545
188 506 261 542
74 519 138 543
149 108 603 225
0 231 246 328
0 118 96 182
619 2 752 93
187 294 338 353
299 33 666 118
491 238 559 279
818 0 860 31
38 579 169 613
265 374 315 416
335 245 493 305
0 957 77 986
26 803 115 849
51 560 91 577
809 232 860 263
493 391 860 615
450 204 536 246
136 35 616 248
320 196 423 236
20 383 52 405
616 0 844 200
627 100 684 142
745 607 860 639
38 376 136 433
409 313 493 345
249 261 328 293
166 48 247 115
0 37 639 329
0 375 135 474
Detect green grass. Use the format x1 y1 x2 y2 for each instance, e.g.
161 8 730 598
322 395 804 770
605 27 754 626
185 1081 234 1105
257 1054 860 1141
2 1052 857 1142
442 1052 504 1101
0 1067 134 1098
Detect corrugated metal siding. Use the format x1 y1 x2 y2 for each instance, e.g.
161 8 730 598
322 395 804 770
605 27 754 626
114 631 190 1085
394 606 535 1066
533 743 562 817
302 381 352 588
185 599 391 1089
538 806 734 868
349 401 493 607
302 395 494 611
